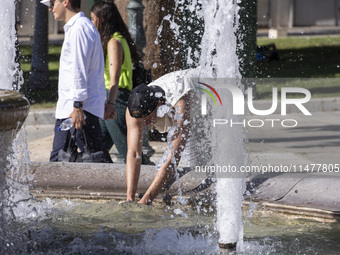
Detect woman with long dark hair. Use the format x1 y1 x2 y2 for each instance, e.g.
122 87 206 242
91 1 139 163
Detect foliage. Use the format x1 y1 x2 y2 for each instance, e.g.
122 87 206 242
256 36 340 98
18 36 340 105
18 45 61 106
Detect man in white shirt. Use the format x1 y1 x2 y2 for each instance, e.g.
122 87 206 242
44 0 106 162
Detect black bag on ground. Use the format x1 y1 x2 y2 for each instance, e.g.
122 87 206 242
57 129 103 163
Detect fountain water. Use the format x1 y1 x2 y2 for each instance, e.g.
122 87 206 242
198 2 245 251
0 1 16 90
168 0 246 250
0 1 30 254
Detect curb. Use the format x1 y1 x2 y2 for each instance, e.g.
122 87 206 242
247 174 340 212
26 162 340 220
26 108 55 125
243 201 340 220
28 162 212 201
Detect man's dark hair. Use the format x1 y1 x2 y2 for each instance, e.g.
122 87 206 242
69 0 81 9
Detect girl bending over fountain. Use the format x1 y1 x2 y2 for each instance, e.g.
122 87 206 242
125 69 196 205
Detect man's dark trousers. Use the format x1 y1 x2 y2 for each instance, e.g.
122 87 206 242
50 111 103 162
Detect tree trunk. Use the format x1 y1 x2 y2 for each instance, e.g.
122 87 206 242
143 0 181 79
115 0 181 80
27 1 49 90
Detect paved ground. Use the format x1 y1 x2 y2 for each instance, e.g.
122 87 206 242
246 111 340 165
24 98 340 215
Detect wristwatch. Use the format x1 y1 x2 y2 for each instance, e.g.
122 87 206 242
73 101 83 108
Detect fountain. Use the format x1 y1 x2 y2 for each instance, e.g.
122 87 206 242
2 0 340 254
174 0 247 250
0 0 29 134
0 1 30 254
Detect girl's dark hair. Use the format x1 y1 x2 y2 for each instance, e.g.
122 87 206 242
91 1 140 65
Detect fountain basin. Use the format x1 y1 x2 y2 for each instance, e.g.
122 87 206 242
0 89 30 131
0 89 30 172
10 190 340 254
27 162 340 221
28 162 215 202
0 89 30 253
17 163 340 254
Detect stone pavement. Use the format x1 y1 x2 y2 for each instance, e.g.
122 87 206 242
24 97 340 218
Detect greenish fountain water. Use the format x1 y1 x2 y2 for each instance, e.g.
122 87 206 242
10 198 340 254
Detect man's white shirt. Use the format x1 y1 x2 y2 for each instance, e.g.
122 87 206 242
55 12 105 119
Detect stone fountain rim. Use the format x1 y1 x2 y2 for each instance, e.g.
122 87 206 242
0 89 30 131
0 89 30 110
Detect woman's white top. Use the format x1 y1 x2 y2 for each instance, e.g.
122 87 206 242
148 69 196 133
